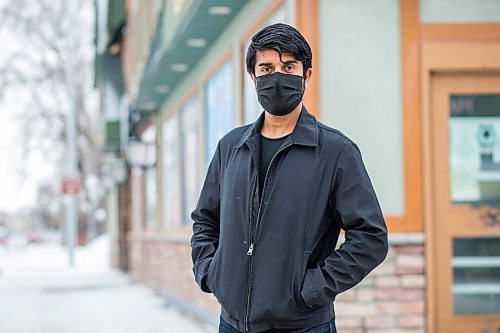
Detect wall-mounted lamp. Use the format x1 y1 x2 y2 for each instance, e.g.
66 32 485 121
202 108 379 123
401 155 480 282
127 137 157 169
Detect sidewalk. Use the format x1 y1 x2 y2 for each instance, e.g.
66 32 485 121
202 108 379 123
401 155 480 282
0 234 217 333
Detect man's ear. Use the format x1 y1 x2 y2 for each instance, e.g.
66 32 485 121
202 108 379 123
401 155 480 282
250 73 256 86
304 68 313 89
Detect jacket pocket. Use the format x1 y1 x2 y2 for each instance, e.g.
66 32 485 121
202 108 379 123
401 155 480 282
301 261 335 309
295 251 313 312
206 251 219 296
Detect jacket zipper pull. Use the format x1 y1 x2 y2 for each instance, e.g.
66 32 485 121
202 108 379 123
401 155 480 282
247 243 254 256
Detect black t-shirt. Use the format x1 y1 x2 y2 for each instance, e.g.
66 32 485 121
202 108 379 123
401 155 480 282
259 134 289 199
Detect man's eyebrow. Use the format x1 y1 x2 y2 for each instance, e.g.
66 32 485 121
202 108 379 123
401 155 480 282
258 60 298 67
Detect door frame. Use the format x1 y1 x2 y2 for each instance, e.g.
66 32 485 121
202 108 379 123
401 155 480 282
422 41 500 333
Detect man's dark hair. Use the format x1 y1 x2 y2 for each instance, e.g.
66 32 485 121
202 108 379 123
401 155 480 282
246 23 312 76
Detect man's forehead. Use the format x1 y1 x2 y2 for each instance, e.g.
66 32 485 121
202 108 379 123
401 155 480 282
255 49 297 63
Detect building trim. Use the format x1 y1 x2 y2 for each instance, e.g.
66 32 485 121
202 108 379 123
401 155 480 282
422 23 500 41
295 0 320 118
382 0 423 233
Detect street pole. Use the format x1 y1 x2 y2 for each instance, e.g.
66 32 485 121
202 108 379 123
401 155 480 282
64 0 78 267
87 202 96 242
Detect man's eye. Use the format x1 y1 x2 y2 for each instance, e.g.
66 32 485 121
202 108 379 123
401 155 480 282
285 65 295 71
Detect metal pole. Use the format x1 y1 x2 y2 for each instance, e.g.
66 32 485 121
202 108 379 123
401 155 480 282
65 0 78 267
87 202 96 242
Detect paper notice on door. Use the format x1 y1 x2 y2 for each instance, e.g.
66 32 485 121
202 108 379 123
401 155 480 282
449 117 500 203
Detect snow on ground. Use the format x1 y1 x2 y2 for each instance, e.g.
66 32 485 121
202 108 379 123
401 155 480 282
0 234 217 333
0 233 111 278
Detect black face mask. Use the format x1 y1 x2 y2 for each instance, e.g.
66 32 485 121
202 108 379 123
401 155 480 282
255 72 304 116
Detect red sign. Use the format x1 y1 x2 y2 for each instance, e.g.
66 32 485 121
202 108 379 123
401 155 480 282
62 177 81 195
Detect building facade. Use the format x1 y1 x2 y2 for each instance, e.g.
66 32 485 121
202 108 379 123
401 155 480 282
95 0 500 332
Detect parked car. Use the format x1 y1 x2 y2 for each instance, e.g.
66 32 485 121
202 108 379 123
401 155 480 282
26 232 42 244
0 228 9 245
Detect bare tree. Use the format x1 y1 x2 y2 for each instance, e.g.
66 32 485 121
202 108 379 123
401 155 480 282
0 0 100 222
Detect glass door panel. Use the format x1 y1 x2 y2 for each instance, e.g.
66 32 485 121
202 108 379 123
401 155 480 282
450 94 500 204
452 237 500 315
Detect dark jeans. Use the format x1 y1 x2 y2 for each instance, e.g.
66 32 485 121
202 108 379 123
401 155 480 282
219 316 336 333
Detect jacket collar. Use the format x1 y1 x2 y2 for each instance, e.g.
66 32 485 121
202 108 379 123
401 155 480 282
235 105 318 149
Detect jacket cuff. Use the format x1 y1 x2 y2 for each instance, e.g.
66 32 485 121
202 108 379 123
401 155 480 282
300 267 324 307
194 257 212 293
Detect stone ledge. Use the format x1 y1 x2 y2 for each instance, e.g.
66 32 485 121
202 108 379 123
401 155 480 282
338 233 424 246
128 230 192 243
159 288 219 328
130 231 425 246
387 233 424 245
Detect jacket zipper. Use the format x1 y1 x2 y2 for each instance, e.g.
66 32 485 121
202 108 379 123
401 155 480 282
244 178 256 333
244 142 292 332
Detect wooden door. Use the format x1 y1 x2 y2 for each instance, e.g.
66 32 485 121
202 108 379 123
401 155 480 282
431 73 500 332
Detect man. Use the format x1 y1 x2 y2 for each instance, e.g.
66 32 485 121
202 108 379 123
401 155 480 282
191 23 388 333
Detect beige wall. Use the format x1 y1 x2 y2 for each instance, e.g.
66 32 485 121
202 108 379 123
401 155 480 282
319 0 404 216
421 0 500 23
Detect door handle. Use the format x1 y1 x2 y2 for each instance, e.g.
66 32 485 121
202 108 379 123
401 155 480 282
473 206 500 227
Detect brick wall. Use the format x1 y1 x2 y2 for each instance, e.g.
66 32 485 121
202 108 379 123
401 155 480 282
128 232 220 316
124 232 425 332
335 242 425 333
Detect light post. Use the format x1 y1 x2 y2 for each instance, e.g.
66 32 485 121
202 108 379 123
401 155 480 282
63 0 78 266
84 174 103 242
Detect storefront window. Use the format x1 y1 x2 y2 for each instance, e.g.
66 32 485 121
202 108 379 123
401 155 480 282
131 168 144 232
180 95 201 225
141 126 157 230
162 113 181 228
145 167 157 229
205 61 234 165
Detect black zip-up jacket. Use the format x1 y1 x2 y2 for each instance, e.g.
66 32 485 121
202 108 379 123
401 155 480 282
191 107 388 332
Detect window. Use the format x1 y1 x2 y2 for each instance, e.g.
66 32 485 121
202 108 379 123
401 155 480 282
205 61 235 166
142 125 157 230
162 113 181 228
145 167 157 229
131 168 144 232
180 94 202 225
